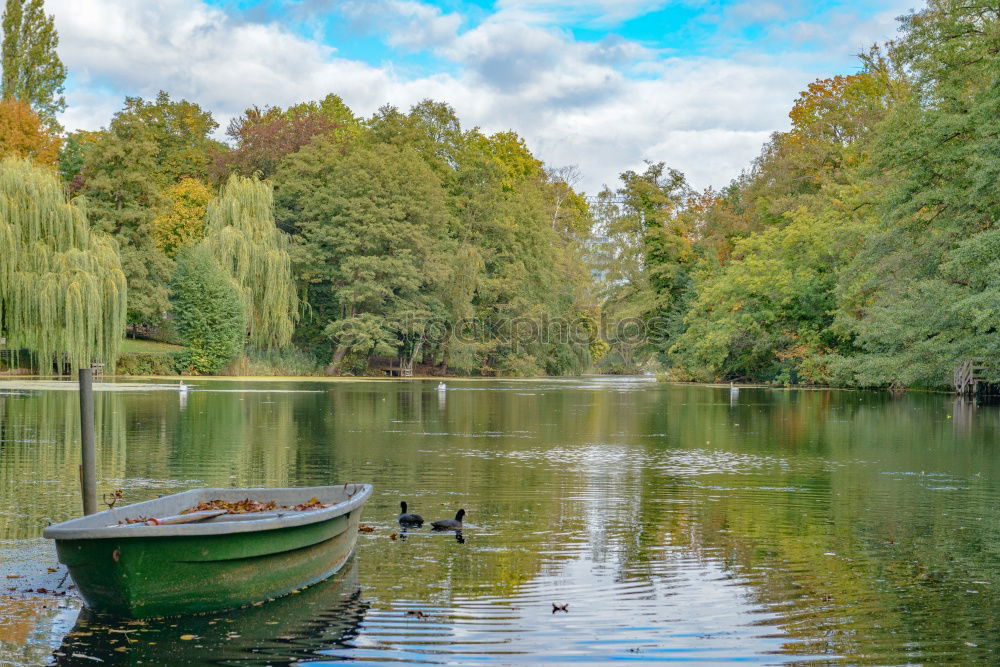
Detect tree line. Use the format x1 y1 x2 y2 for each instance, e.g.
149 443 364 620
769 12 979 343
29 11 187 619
0 0 599 376
595 0 1000 389
2 0 996 387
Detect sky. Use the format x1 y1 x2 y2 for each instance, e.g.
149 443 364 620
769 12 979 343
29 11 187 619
49 0 919 193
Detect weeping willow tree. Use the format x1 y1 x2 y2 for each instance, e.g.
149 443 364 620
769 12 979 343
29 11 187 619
0 157 126 371
203 174 297 350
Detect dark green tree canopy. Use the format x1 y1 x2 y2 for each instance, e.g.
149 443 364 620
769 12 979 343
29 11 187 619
170 244 247 375
277 139 452 370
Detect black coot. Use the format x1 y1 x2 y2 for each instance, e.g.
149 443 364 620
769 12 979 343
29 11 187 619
398 501 424 526
431 508 465 530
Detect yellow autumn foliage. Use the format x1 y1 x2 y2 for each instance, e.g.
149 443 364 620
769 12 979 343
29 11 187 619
152 178 212 258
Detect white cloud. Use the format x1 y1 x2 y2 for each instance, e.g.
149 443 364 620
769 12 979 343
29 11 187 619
52 0 397 125
508 57 799 192
493 0 675 28
759 2 911 63
727 1 795 24
50 0 901 194
337 0 462 51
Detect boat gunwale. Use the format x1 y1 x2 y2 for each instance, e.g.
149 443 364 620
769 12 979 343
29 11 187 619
42 484 372 541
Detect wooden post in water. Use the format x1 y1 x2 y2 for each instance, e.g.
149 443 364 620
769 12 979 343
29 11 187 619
79 368 98 515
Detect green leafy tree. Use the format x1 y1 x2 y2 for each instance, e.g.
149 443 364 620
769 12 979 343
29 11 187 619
673 202 871 383
107 92 221 183
170 244 246 375
0 0 65 129
0 157 126 372
450 126 595 375
828 1 1000 388
78 128 169 327
77 93 223 328
367 100 465 183
594 162 694 371
58 130 98 189
276 139 452 372
654 60 894 384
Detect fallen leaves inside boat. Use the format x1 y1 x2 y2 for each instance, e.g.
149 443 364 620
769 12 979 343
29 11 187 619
179 496 330 515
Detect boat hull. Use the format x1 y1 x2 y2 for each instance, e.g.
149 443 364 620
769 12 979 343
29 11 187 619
45 484 372 619
53 557 365 665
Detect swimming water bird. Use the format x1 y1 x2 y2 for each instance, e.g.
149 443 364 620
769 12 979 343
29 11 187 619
437 382 446 391
431 508 465 530
179 381 189 392
398 501 424 526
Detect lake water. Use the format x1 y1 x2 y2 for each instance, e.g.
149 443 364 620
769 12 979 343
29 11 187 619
1 377 998 665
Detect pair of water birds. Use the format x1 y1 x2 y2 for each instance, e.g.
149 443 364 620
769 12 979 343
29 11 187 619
398 502 465 530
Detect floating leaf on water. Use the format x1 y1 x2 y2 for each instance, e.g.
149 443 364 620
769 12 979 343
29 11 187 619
179 634 197 641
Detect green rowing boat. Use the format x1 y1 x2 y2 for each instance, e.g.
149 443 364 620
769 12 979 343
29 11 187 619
43 484 372 619
53 558 365 664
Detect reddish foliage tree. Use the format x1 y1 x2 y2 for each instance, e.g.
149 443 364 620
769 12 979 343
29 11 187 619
212 96 355 181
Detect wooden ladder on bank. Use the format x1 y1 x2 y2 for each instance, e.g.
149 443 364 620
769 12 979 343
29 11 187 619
953 359 987 395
